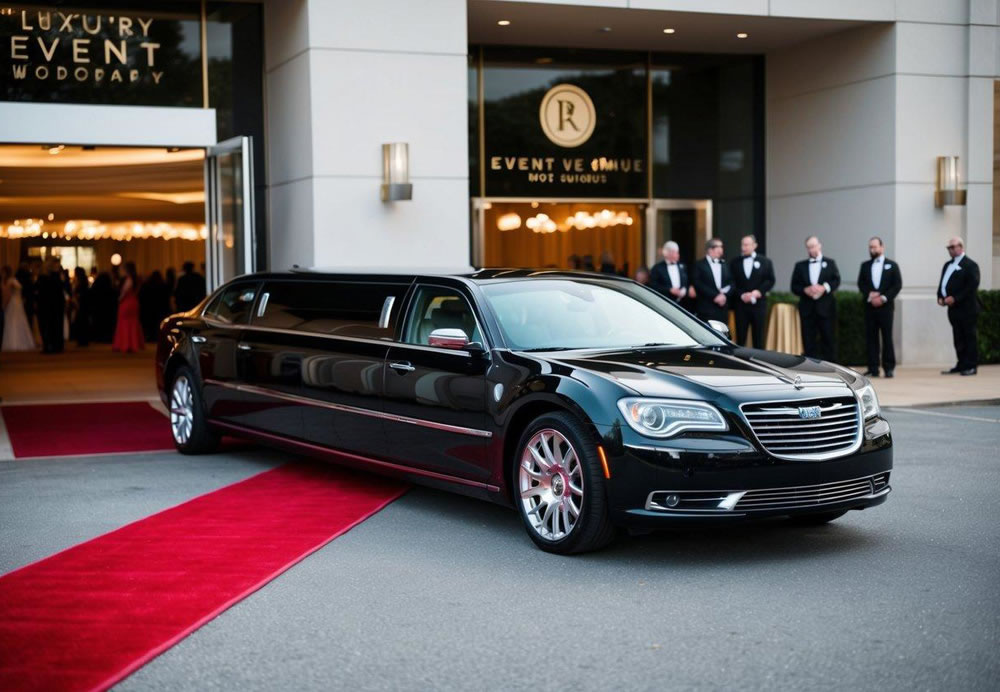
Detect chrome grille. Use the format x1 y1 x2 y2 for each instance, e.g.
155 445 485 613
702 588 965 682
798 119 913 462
734 476 876 512
740 396 861 460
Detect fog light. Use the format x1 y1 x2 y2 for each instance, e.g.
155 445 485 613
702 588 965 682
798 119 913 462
664 493 680 508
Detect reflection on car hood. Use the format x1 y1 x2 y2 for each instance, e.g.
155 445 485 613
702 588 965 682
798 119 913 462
543 346 855 396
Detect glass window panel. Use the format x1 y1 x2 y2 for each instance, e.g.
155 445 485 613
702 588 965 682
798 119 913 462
256 281 407 339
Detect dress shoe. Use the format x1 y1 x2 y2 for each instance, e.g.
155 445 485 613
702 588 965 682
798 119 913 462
960 368 977 376
884 370 894 378
941 367 961 375
864 370 879 377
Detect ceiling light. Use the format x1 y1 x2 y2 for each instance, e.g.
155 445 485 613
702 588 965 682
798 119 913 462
663 28 675 34
737 32 748 39
47 213 54 221
47 144 65 155
497 20 510 26
599 26 612 33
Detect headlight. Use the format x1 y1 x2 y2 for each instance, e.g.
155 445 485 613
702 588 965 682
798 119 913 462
857 383 880 420
617 398 728 438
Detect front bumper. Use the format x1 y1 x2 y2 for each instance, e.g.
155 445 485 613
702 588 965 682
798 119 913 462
598 416 893 528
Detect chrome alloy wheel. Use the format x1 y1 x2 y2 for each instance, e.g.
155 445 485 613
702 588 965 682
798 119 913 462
519 429 584 541
170 375 195 445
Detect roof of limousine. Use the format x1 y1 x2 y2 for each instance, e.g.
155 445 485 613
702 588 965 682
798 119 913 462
282 267 634 283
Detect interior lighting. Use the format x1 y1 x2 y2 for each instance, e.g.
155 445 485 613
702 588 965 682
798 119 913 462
525 213 557 234
1 219 207 241
47 213 54 221
496 212 522 231
497 20 510 26
110 253 122 266
562 209 633 231
737 32 748 39
47 144 65 155
663 28 675 34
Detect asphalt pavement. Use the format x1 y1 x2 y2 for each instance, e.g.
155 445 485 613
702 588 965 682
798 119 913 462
2 406 998 691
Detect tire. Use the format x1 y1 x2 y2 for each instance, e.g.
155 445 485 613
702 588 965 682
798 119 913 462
787 509 848 526
513 412 616 554
168 365 220 454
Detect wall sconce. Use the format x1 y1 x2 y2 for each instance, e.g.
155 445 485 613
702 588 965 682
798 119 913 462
934 156 967 207
381 143 412 202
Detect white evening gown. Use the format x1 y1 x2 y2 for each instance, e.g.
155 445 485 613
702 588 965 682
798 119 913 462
2 279 37 351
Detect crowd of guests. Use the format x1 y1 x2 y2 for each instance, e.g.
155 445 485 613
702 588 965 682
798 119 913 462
0 259 207 354
635 234 982 377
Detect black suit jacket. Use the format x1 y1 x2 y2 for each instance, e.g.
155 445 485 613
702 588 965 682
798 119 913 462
791 257 841 318
649 260 688 301
174 272 207 312
728 254 775 307
938 255 981 318
857 257 902 307
692 258 732 319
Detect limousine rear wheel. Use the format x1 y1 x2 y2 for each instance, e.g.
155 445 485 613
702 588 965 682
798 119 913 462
515 412 616 554
169 366 219 455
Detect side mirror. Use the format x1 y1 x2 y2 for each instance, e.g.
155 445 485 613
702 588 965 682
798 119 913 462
428 328 470 350
708 319 730 338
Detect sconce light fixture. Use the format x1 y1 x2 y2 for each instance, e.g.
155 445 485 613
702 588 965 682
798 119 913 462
934 156 967 208
381 143 412 202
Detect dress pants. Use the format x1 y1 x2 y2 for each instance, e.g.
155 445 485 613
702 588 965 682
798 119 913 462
734 302 767 348
864 305 895 373
800 311 836 362
948 309 978 371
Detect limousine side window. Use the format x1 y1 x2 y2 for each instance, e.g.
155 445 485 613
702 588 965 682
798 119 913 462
203 283 257 325
402 286 483 346
253 281 406 339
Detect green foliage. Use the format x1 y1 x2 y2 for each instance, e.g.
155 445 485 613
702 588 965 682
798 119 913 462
767 290 1000 365
979 290 1000 364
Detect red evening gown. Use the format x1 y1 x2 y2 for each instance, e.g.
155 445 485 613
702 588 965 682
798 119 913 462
112 288 144 352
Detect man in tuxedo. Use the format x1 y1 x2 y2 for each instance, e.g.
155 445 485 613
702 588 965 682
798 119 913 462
174 261 207 312
692 238 731 323
937 237 980 376
649 241 688 303
857 236 902 378
791 236 841 361
728 234 775 348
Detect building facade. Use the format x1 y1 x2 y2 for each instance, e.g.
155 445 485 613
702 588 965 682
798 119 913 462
2 0 998 363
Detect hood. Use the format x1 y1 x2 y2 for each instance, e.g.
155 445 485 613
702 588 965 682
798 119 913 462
544 346 857 397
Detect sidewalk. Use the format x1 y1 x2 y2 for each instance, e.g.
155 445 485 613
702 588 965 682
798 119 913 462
855 364 1000 408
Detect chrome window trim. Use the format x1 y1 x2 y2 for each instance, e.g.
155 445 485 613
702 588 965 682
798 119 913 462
400 282 489 351
256 291 270 318
738 392 863 461
378 295 396 329
204 379 492 438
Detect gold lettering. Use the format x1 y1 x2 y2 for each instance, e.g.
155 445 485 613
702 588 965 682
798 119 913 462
634 160 643 173
12 64 28 79
137 17 153 37
20 10 33 30
504 157 516 170
11 36 28 60
151 71 163 84
56 65 67 79
111 69 123 82
72 38 90 63
118 16 133 37
621 159 631 172
517 157 528 171
37 11 51 31
35 65 48 79
74 66 87 81
561 159 572 172
490 156 501 171
530 158 544 171
545 157 555 170
82 15 101 35
57 12 77 33
104 39 127 64
140 41 160 67
37 37 59 62
573 159 583 172
129 68 139 82
94 67 104 81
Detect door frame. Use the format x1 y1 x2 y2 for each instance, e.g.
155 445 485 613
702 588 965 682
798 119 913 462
204 135 256 292
645 198 713 268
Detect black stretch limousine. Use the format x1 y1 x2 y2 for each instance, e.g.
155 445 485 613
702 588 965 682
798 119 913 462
156 268 892 553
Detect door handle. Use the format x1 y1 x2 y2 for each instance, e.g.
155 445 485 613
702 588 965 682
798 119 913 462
389 361 415 373
237 342 251 351
191 336 207 344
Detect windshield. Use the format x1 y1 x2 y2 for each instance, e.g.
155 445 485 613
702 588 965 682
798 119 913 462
480 279 726 351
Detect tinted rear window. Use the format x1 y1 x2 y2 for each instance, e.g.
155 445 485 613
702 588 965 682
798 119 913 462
253 281 407 338
204 283 258 325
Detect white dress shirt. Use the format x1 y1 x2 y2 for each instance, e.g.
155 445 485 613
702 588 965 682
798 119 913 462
742 251 756 280
808 254 822 285
870 255 884 290
666 262 681 289
707 256 729 293
940 253 965 297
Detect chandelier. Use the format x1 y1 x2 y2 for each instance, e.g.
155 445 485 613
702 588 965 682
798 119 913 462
1 219 208 241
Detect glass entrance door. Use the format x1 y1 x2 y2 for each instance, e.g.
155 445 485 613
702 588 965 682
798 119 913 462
645 199 712 269
205 136 256 291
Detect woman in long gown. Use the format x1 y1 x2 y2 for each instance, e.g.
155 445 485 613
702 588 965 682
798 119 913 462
112 262 144 353
2 265 37 351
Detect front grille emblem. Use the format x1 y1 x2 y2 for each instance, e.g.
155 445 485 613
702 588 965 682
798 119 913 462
797 405 822 420
793 375 803 390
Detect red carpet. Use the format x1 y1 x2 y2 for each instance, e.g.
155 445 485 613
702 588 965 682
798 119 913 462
0 464 407 691
1 402 174 458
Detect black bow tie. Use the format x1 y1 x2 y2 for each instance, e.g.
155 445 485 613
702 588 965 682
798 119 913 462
743 255 754 260
667 262 676 266
809 259 819 263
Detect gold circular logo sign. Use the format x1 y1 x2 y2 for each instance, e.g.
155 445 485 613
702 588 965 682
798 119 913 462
539 83 596 148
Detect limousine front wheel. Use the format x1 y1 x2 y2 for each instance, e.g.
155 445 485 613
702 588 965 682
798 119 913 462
169 366 219 455
515 412 616 554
